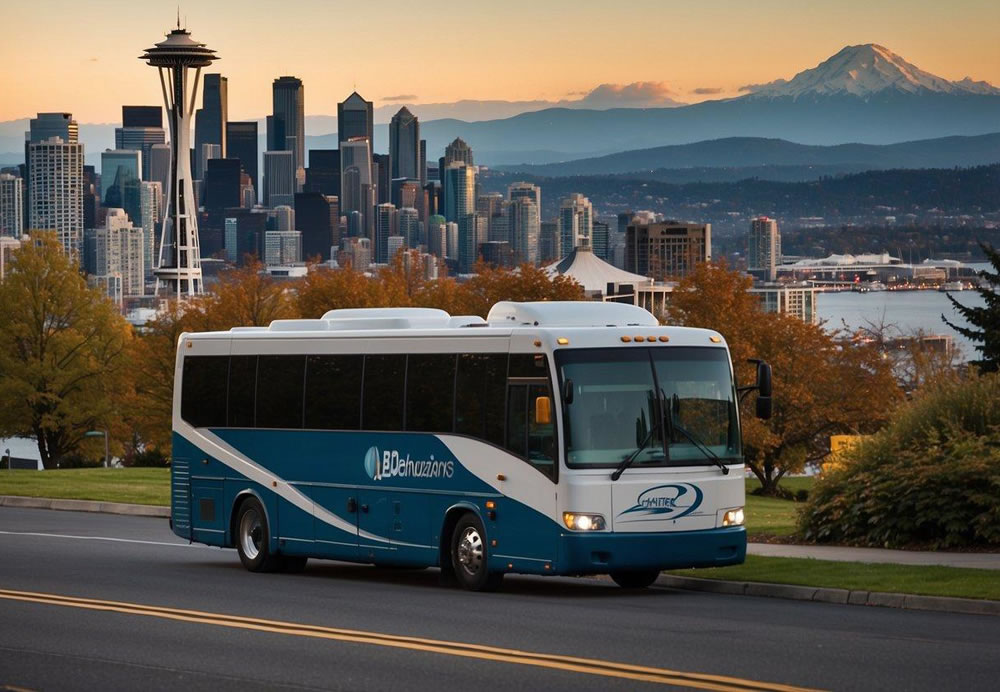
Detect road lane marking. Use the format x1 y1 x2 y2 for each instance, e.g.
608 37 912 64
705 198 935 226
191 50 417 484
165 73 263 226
0 588 822 692
0 531 205 549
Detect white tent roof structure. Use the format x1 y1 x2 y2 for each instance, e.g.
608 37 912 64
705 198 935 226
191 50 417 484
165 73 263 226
544 246 652 293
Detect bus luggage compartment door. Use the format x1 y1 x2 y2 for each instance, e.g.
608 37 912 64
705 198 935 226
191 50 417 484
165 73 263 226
357 491 395 562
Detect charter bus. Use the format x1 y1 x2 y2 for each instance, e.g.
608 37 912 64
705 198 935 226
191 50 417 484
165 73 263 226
171 301 772 591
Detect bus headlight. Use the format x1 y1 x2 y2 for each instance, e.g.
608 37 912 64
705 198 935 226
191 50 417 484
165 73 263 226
722 508 745 527
563 512 606 531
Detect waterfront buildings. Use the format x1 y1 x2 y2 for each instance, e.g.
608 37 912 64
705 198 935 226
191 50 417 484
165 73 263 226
751 282 819 324
748 216 781 281
625 220 711 280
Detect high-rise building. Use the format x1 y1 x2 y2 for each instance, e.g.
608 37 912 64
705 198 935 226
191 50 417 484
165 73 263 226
148 144 170 193
341 236 371 271
141 23 218 297
294 192 338 261
426 214 446 258
445 138 474 167
419 140 427 187
340 138 374 238
389 107 420 180
391 178 420 211
558 194 593 256
477 192 506 241
194 73 228 166
0 174 24 238
747 216 781 281
122 106 162 128
445 221 459 261
1 236 23 281
375 202 397 263
372 153 391 206
270 76 306 177
24 113 79 231
204 158 242 213
508 196 539 265
271 205 295 232
387 235 405 260
539 221 560 263
398 207 419 249
100 150 142 224
263 151 295 208
305 149 340 196
139 181 162 282
625 221 711 280
95 208 145 297
443 163 477 273
592 220 610 261
28 136 84 257
226 121 258 202
508 182 540 213
338 92 373 146
264 230 302 265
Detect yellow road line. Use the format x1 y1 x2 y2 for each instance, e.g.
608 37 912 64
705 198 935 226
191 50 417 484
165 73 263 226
0 588 822 692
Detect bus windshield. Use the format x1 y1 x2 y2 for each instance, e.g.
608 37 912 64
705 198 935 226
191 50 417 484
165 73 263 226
556 347 741 468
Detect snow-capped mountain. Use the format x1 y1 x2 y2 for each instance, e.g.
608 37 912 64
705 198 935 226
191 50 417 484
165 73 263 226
744 44 1000 99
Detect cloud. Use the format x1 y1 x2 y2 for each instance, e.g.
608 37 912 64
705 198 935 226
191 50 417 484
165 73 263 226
691 87 723 95
381 94 417 102
86 57 98 62
575 81 683 108
739 79 786 93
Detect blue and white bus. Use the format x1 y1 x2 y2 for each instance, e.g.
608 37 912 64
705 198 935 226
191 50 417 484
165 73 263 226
171 301 772 590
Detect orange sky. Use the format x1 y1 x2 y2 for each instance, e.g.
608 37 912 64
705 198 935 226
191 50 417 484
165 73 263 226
2 0 999 122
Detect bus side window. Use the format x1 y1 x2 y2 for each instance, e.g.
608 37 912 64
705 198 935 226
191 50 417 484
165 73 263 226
506 384 528 459
256 355 306 429
304 354 362 430
506 353 557 481
181 355 228 428
455 353 506 446
228 355 257 428
406 354 456 433
362 354 406 431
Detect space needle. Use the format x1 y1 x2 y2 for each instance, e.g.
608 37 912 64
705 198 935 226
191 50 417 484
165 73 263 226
140 16 218 298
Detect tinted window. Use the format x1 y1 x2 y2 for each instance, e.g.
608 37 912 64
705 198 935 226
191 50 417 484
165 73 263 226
455 353 507 445
304 354 363 430
228 355 257 427
509 353 549 378
181 356 228 427
255 355 306 429
362 354 406 430
406 354 456 433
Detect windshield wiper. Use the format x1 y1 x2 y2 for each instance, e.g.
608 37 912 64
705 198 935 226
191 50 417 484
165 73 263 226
611 418 661 481
668 393 730 475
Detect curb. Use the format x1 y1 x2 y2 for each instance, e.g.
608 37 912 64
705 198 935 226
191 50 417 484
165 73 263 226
0 495 169 518
657 575 1000 617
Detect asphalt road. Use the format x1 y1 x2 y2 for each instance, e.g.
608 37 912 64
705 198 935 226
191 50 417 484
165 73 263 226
1 508 998 691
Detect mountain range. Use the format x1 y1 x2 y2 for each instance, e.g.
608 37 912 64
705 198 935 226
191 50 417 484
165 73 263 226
2 44 999 169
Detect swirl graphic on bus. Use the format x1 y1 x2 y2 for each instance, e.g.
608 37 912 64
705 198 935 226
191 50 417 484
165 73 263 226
616 483 703 521
364 446 454 481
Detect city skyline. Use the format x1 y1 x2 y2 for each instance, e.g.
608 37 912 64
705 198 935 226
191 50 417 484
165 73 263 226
3 0 1000 122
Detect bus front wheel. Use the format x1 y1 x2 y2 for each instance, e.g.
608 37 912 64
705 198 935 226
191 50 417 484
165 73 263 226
610 569 661 589
451 514 504 592
235 497 283 573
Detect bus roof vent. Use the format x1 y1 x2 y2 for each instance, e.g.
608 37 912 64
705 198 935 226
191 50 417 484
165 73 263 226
325 316 452 331
321 307 451 321
268 319 330 332
449 315 488 328
230 326 269 333
486 301 659 327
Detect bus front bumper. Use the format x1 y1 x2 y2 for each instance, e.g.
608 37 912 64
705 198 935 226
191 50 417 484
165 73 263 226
558 526 746 574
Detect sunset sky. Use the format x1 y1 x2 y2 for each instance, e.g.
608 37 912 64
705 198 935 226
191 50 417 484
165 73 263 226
3 0 999 123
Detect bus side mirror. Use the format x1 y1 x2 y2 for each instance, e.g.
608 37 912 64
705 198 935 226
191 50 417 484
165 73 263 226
535 396 552 425
562 378 574 405
755 361 773 419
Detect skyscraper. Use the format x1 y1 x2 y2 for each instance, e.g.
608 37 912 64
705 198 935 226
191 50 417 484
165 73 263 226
0 174 24 238
592 220 610 260
204 158 242 213
295 192 338 261
148 144 170 194
340 138 374 238
100 150 142 224
270 76 305 178
375 203 397 263
558 193 593 256
122 106 162 128
625 221 711 280
748 216 781 281
305 150 340 196
419 140 427 187
508 196 539 265
139 181 162 281
24 113 79 232
194 73 228 166
338 92 373 146
443 163 477 273
226 121 258 202
389 107 420 180
445 138 474 167
372 153 391 206
141 22 218 297
29 136 84 257
398 207 420 249
115 105 166 181
95 208 145 297
264 230 302 265
263 151 296 208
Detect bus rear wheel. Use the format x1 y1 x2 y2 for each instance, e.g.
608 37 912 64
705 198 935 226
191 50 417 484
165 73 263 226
235 497 283 573
451 514 504 592
610 569 661 589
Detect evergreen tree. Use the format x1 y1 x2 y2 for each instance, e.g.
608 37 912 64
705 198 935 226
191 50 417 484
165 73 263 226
943 242 1000 372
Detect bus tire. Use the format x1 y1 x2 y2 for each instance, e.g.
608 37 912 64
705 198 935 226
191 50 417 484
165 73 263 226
451 513 503 592
610 569 661 589
235 497 282 573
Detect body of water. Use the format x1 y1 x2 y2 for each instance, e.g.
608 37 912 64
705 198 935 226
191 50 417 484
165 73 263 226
817 289 988 361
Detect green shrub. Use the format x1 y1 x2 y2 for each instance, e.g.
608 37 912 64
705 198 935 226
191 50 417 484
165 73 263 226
799 373 1000 549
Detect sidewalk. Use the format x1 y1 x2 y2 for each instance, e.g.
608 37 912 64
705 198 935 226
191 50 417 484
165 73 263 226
748 542 1000 570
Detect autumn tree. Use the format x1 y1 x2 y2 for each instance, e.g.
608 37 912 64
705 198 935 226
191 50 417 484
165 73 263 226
189 257 299 331
455 262 585 317
0 234 133 468
667 261 901 495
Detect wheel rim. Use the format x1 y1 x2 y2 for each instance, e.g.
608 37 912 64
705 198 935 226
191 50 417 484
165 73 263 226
240 508 263 561
456 526 484 577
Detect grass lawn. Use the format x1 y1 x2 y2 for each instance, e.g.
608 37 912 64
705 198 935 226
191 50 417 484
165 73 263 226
668 554 1000 601
744 476 812 538
0 468 170 506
